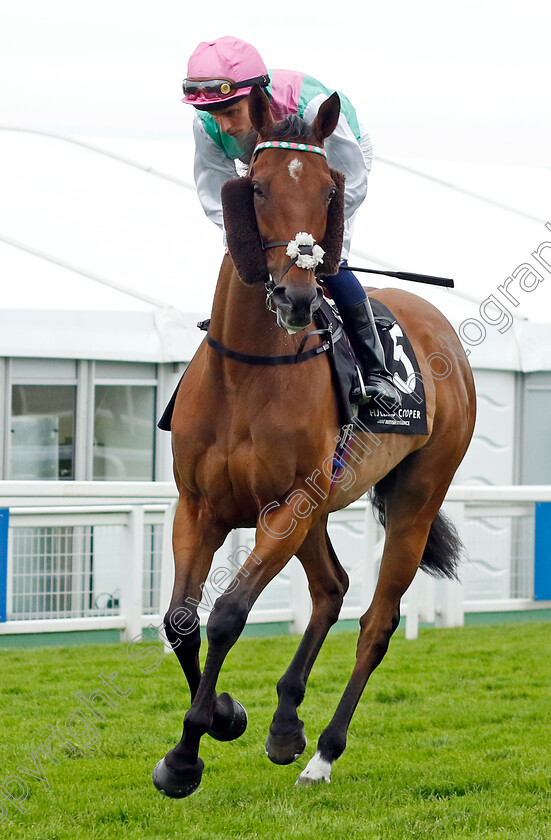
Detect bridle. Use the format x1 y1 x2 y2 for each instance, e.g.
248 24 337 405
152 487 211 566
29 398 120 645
249 140 329 314
203 138 336 366
262 240 322 314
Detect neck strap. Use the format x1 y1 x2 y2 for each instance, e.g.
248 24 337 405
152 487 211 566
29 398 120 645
197 319 340 366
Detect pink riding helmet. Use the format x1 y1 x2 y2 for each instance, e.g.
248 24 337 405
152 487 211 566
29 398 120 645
182 35 269 106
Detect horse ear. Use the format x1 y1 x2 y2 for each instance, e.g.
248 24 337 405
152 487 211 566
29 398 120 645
221 177 269 285
317 169 345 277
312 92 341 144
248 84 274 136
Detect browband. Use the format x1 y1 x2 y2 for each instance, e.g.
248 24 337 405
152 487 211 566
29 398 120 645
253 141 327 160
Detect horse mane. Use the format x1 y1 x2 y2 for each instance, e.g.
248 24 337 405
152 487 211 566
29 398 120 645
262 114 317 144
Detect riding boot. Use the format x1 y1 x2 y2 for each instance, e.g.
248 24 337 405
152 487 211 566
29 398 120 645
339 298 402 410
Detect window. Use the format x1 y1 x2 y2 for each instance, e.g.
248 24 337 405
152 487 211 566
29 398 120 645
93 385 156 480
3 359 161 481
521 373 551 484
10 384 76 479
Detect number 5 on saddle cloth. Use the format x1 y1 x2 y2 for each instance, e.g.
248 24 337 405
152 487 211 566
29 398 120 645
317 297 428 436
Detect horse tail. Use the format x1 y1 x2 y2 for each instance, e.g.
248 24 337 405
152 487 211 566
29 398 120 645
369 474 462 581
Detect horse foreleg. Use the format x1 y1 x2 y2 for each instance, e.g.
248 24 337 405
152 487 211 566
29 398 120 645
297 501 441 787
157 497 246 787
153 501 316 798
266 520 349 765
162 496 228 697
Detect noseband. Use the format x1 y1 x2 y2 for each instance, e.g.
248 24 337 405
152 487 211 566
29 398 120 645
263 234 325 313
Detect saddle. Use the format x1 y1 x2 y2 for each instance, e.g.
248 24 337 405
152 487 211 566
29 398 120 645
158 299 428 436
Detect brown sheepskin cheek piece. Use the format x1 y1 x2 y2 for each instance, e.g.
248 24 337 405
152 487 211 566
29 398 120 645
317 169 345 277
221 177 269 285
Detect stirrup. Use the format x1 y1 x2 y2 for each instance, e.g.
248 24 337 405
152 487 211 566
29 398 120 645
358 371 402 410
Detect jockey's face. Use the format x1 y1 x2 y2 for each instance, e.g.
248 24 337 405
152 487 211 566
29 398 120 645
208 98 253 142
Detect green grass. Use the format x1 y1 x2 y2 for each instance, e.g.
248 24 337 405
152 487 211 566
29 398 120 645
0 621 550 839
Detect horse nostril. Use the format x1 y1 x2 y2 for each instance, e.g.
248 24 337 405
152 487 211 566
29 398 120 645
313 286 323 310
271 282 323 329
273 283 319 309
271 285 290 307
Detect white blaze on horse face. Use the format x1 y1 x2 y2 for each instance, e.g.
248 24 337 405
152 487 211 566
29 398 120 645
288 158 303 182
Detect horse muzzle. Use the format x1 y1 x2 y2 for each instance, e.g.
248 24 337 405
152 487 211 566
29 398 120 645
262 233 326 332
270 282 323 333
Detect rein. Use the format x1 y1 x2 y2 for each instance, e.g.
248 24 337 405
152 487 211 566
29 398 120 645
198 319 337 366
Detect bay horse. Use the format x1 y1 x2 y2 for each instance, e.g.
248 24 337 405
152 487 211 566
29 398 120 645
153 85 476 797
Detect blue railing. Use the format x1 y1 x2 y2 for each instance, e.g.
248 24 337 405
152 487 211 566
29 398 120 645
0 509 9 622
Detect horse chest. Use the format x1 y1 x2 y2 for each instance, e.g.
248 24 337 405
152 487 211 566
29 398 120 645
190 425 316 525
174 351 333 518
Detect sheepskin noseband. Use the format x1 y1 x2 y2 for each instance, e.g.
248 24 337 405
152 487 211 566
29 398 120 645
221 168 345 285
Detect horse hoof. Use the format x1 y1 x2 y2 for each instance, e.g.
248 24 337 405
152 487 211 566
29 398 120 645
295 773 330 788
295 751 332 786
265 724 307 765
152 756 204 799
207 693 248 742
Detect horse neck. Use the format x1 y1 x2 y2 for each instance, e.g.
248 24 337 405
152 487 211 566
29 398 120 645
209 255 303 357
207 255 338 452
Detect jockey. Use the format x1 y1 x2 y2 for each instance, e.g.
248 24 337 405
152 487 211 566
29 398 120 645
182 35 401 409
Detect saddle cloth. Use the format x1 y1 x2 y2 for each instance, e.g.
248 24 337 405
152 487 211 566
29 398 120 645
158 299 428 436
317 298 428 435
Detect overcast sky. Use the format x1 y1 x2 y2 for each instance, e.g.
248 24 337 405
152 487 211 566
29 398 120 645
2 0 550 165
1 0 550 325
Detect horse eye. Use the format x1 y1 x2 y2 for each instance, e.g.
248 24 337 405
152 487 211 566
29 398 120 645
253 183 264 197
328 187 337 202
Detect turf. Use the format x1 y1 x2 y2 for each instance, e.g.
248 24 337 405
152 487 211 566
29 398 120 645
0 621 550 839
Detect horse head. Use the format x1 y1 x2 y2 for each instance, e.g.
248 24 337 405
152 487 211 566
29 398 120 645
222 86 345 333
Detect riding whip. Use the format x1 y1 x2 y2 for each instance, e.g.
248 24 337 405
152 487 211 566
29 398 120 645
342 266 454 288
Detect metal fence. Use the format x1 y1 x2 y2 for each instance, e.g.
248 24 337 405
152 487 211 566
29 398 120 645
0 482 550 642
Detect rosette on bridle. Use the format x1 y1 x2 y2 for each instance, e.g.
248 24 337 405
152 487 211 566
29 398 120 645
285 232 325 271
261 231 325 285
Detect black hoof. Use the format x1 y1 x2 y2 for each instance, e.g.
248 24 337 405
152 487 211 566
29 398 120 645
265 723 307 765
207 692 248 742
152 756 204 799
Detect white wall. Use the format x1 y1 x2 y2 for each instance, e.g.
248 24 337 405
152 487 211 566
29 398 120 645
453 369 517 486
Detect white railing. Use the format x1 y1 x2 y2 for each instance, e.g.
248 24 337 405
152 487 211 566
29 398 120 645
1 482 550 641
0 482 178 640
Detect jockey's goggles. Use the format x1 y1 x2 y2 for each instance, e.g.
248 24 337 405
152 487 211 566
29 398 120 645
182 74 270 101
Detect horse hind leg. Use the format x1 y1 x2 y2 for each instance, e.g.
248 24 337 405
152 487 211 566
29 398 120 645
297 461 462 786
265 519 349 765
